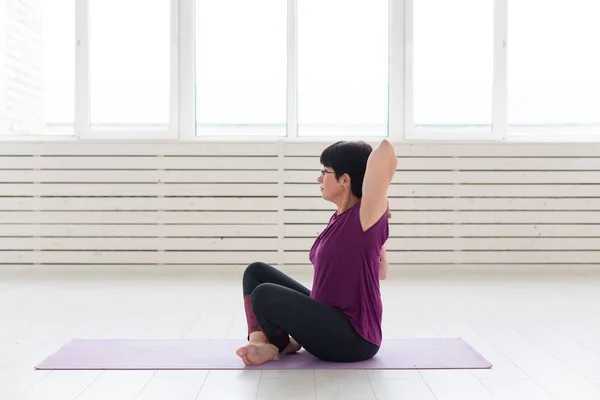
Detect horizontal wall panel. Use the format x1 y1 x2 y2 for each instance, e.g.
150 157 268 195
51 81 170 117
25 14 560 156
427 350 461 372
0 142 280 156
6 141 600 158
2 140 599 268
283 185 322 197
0 251 278 264
0 224 278 237
284 211 600 224
283 225 323 237
283 250 600 264
161 171 277 183
276 264 600 270
0 211 278 224
0 170 279 183
3 184 279 196
283 142 600 157
283 197 600 211
0 156 279 170
283 237 600 251
283 142 380 157
0 238 279 251
394 251 600 264
283 224 600 238
284 157 600 171
284 170 600 184
284 184 600 197
0 197 279 211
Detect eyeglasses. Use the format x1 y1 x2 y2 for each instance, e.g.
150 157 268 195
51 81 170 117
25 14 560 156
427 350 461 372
320 169 334 176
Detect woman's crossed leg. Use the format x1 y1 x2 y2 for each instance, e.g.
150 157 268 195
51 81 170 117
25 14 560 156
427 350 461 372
237 262 378 365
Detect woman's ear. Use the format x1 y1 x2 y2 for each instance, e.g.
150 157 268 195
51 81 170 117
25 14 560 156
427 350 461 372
342 174 350 186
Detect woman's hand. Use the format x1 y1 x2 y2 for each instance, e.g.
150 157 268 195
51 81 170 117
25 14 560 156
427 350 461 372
386 199 391 219
380 245 388 280
380 201 390 280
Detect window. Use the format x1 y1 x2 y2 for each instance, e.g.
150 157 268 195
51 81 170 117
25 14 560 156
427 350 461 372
3 0 600 141
89 0 171 128
411 0 494 127
0 0 75 135
195 0 287 136
297 0 389 136
508 0 600 126
43 0 76 131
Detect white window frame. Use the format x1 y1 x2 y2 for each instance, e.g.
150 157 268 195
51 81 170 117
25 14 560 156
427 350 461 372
403 0 505 141
286 0 299 140
403 0 600 142
2 0 600 142
283 0 398 142
75 0 179 140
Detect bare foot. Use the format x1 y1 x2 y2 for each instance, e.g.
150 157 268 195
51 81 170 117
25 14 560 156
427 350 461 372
282 337 301 354
236 342 279 366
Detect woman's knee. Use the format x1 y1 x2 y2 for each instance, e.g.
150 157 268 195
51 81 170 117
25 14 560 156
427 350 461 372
242 261 269 294
250 282 280 310
243 261 269 280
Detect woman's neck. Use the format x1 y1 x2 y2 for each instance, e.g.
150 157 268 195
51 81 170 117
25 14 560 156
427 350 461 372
336 195 359 215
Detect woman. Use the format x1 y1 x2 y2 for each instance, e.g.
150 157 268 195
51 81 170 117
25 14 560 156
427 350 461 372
236 139 397 365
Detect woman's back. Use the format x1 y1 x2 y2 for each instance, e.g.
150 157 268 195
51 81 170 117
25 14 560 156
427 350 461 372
309 198 389 346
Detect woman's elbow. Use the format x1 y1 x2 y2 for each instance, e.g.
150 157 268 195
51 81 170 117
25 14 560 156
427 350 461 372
378 140 398 163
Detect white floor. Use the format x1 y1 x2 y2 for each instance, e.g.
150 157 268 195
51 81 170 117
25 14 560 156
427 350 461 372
2 266 600 400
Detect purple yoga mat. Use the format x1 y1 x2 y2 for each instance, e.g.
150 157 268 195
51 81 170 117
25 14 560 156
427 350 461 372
35 338 492 370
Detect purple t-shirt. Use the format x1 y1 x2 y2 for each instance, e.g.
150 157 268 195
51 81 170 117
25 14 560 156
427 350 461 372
308 198 389 346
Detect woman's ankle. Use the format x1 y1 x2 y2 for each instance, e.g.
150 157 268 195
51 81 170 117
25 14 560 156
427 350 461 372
280 337 301 354
249 331 268 343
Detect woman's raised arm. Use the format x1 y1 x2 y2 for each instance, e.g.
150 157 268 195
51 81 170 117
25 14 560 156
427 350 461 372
360 139 397 232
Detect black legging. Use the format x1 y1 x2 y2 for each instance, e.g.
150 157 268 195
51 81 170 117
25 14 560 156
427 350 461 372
243 261 379 362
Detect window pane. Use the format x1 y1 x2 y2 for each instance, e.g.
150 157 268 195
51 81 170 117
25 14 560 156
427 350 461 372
508 0 600 126
90 0 170 126
43 0 76 128
195 0 286 135
0 0 74 134
413 0 493 126
298 0 388 136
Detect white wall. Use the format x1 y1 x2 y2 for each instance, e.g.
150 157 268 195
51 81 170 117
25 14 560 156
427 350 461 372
1 140 599 272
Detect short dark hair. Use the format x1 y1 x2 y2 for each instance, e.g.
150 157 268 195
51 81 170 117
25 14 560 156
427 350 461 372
320 140 372 198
